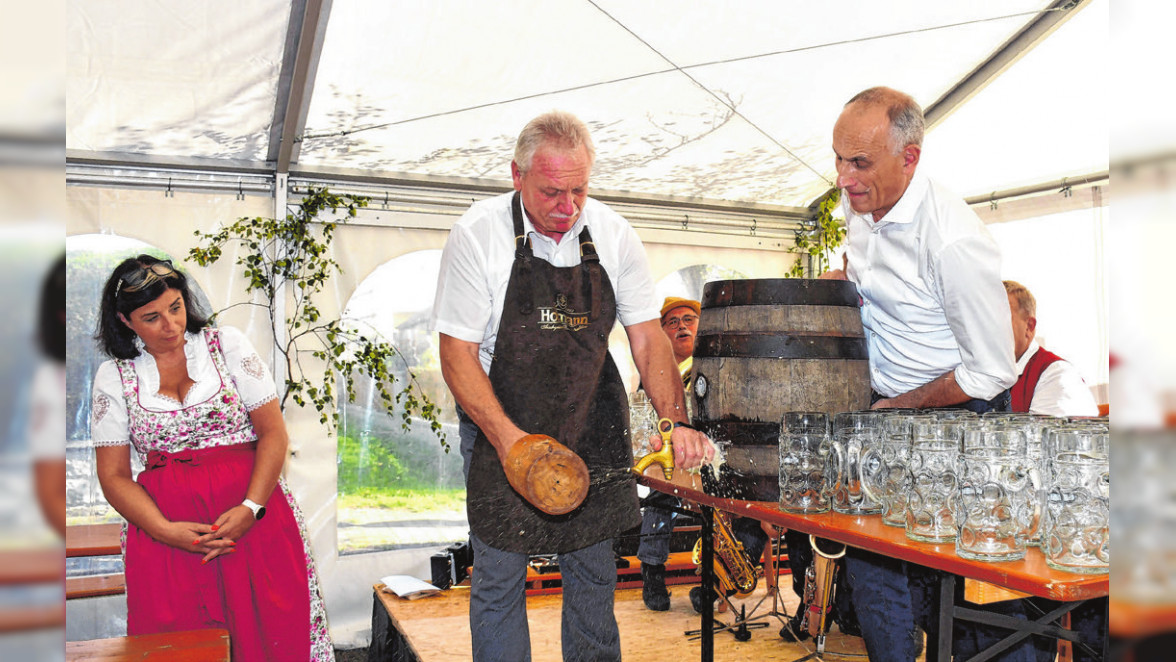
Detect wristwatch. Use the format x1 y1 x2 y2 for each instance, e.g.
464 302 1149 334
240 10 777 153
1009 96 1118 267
242 498 267 520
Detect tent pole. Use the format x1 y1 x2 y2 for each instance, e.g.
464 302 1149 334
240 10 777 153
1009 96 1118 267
272 173 289 394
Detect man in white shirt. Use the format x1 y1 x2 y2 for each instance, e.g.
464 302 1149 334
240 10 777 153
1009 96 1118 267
824 87 1043 662
431 110 713 662
827 95 1016 411
1004 280 1100 417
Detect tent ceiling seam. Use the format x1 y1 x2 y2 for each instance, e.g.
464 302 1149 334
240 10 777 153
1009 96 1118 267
583 0 831 187
925 0 1087 129
265 0 309 164
275 0 332 174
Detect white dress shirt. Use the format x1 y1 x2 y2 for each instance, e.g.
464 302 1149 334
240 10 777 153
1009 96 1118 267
1016 341 1100 417
431 191 660 374
844 170 1016 400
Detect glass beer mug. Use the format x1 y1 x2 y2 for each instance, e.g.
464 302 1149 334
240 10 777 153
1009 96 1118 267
905 421 963 543
778 412 831 513
1043 429 1109 574
862 413 931 527
628 390 656 461
955 426 1039 562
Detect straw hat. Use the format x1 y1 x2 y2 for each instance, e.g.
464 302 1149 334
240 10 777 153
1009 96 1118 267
659 296 701 320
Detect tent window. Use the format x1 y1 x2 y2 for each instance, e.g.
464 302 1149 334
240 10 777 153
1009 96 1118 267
336 250 465 555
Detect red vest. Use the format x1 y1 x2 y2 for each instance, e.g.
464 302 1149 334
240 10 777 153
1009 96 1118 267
1011 346 1063 413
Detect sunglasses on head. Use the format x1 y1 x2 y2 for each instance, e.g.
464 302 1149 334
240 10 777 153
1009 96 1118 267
117 260 177 298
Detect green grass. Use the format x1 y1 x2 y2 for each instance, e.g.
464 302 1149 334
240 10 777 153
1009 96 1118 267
337 487 466 513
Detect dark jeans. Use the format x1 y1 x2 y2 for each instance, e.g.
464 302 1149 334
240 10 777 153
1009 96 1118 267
470 534 621 662
636 491 678 566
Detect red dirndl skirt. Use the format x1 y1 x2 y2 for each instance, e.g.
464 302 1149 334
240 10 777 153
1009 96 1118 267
125 442 318 662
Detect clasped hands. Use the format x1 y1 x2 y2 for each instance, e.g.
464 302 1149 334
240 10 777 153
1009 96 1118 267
157 504 257 564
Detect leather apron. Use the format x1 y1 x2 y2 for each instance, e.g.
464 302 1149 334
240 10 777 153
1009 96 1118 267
467 193 639 554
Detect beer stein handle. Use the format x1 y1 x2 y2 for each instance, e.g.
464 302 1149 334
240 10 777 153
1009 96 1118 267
860 445 885 507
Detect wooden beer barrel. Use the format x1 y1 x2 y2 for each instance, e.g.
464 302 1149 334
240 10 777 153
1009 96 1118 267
691 278 871 501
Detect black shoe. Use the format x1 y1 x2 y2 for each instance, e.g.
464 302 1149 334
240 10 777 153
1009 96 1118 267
689 586 718 614
779 607 811 642
641 563 670 611
835 616 862 638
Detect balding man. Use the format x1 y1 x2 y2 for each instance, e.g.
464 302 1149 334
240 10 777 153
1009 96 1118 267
826 87 1051 662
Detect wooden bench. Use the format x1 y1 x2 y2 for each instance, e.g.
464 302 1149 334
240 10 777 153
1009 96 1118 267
0 548 65 632
67 523 123 558
66 523 125 600
66 628 230 661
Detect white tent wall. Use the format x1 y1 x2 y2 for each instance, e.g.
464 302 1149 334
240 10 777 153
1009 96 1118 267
65 176 1109 647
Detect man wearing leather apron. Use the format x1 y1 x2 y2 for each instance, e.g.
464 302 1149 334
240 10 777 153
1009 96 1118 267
432 111 714 662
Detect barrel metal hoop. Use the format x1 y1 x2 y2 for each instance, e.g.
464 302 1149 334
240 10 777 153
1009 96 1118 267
693 333 869 360
701 278 862 308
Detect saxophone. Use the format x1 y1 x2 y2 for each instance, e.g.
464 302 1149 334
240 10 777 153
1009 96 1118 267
799 535 846 638
691 510 758 598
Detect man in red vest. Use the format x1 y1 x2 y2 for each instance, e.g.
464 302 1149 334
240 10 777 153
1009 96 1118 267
1004 280 1099 416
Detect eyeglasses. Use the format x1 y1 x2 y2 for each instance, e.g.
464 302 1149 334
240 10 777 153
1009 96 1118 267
117 261 177 297
661 314 698 330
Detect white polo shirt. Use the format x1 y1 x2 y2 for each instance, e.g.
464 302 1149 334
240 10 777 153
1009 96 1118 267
431 191 660 374
845 170 1016 400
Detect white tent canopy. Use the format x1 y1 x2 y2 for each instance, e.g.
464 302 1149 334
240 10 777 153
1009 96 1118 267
68 0 1106 210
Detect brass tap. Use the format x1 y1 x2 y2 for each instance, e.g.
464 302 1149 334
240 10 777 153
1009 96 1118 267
633 417 675 480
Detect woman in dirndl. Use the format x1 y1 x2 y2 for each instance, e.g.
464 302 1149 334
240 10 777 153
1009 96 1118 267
91 255 333 661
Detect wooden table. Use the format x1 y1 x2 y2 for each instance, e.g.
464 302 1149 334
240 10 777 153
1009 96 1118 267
1108 598 1176 639
640 470 1109 661
0 548 63 585
65 628 230 661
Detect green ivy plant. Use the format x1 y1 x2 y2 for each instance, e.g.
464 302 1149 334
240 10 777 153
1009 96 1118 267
786 188 846 278
188 186 446 448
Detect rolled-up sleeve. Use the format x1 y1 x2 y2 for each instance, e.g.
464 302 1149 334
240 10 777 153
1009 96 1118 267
933 236 1017 400
613 222 659 327
431 222 493 343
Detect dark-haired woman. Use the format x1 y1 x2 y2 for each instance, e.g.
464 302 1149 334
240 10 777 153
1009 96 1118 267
90 255 332 661
32 254 67 537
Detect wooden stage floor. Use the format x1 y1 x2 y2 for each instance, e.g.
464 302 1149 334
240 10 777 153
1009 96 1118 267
375 581 875 661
